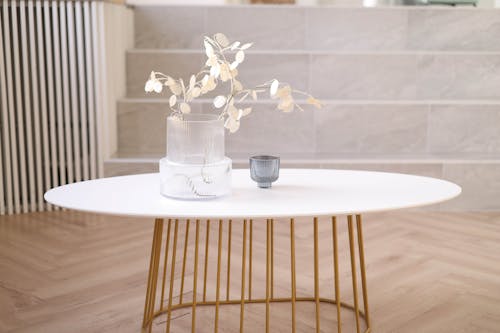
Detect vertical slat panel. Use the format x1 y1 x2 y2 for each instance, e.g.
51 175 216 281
75 2 89 180
11 2 29 213
52 1 67 186
36 1 52 211
91 2 103 177
67 2 81 182
59 2 74 184
28 1 44 211
0 0 106 214
93 2 104 177
0 2 13 214
84 2 97 179
20 0 37 212
45 0 59 194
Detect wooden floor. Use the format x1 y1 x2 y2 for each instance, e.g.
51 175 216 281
0 211 500 332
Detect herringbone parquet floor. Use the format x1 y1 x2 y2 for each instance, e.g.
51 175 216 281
0 211 499 333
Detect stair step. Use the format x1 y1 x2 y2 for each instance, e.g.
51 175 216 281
133 5 500 51
117 99 500 157
126 49 500 101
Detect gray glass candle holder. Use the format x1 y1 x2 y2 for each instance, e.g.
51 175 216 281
249 155 280 188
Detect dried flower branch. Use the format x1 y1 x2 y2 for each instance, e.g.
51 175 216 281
145 33 321 133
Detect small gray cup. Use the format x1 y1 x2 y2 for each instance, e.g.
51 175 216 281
249 155 280 188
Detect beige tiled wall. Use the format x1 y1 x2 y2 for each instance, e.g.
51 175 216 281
110 5 500 210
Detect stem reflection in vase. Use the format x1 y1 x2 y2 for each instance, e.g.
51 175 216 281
160 114 231 199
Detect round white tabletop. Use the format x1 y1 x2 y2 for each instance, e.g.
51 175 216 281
44 169 461 219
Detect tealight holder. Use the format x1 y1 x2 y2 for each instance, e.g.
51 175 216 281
249 155 280 188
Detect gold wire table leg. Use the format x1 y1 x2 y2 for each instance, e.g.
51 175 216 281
166 219 179 333
348 215 361 333
179 220 190 305
214 220 223 333
142 221 158 328
203 219 210 303
150 219 164 332
239 219 247 333
227 219 232 301
271 218 274 300
248 219 253 300
143 215 371 333
192 220 200 333
143 219 163 331
266 219 271 333
290 218 297 333
160 219 172 312
332 216 342 333
356 215 371 329
313 217 321 333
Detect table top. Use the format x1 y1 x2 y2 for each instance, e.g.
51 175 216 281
44 169 461 219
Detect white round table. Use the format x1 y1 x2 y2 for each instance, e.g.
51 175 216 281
45 169 461 333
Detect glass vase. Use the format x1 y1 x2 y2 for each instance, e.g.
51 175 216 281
160 114 232 199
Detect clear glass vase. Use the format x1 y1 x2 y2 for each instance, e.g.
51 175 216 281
160 114 232 199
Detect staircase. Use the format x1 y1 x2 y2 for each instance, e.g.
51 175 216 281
105 5 500 210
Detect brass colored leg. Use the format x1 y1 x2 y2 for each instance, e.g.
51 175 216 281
179 220 190 304
356 215 371 329
348 216 361 333
142 215 371 333
239 219 247 333
248 219 253 300
290 218 297 333
214 220 223 333
226 219 232 301
271 218 274 299
203 219 210 302
332 216 342 333
166 220 179 333
143 219 163 331
192 220 200 333
142 221 157 328
160 219 172 311
266 219 270 333
313 217 320 333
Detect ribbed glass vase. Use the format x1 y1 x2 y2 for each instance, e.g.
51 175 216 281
160 114 232 199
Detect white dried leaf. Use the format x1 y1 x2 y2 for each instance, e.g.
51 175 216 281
201 74 209 86
149 71 156 80
204 41 214 57
144 80 154 92
153 80 163 93
169 95 177 107
233 79 243 92
220 64 232 82
230 41 240 50
192 87 201 98
235 50 245 64
189 75 196 90
228 105 239 119
270 79 279 96
240 42 253 50
224 116 240 133
214 33 230 47
229 61 239 70
180 102 191 114
169 83 182 95
210 64 221 78
165 76 175 86
213 95 227 108
205 76 217 91
242 107 252 116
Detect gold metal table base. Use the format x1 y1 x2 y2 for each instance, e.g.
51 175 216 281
142 216 371 333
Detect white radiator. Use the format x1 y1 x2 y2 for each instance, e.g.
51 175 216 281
0 0 106 214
